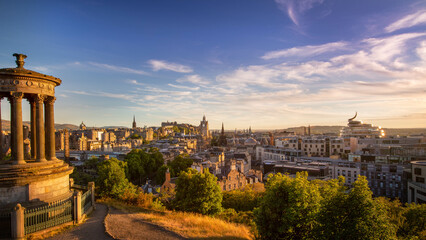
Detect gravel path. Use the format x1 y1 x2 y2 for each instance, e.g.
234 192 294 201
105 206 186 240
47 204 113 240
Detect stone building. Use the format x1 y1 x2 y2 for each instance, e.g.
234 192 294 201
199 115 210 140
407 161 426 204
218 161 248 191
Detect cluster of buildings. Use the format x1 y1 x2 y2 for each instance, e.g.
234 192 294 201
255 114 425 203
149 113 425 205
1 90 423 203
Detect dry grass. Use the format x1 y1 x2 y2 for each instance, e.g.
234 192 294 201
26 223 74 240
99 198 254 240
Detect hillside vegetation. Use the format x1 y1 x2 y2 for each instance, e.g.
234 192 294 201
99 198 253 240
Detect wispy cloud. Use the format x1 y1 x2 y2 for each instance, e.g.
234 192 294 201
148 59 193 73
128 79 147 86
262 41 348 60
385 9 426 33
176 75 210 85
274 0 324 26
88 62 148 75
168 84 200 91
362 32 426 63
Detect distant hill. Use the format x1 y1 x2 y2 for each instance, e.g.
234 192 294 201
100 126 128 129
1 119 79 131
283 126 343 135
383 128 426 136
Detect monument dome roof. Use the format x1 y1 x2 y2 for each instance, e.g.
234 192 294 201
0 53 62 86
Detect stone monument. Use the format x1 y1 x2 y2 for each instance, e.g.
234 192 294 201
0 54 73 209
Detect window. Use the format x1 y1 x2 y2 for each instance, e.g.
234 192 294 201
414 168 422 175
416 177 425 184
390 165 397 173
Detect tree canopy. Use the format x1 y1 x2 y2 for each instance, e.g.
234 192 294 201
254 173 406 240
96 157 135 198
174 169 222 215
254 172 321 240
124 148 164 185
167 154 193 177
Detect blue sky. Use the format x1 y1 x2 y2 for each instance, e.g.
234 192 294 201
0 0 425 129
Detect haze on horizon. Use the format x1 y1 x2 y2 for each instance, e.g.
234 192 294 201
0 0 425 129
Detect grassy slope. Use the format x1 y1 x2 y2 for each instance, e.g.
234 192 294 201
99 198 253 240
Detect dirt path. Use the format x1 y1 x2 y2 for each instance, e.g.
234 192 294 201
47 204 113 240
105 206 186 240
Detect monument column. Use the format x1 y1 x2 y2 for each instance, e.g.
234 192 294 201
45 96 56 160
29 98 37 159
10 92 25 165
35 94 46 162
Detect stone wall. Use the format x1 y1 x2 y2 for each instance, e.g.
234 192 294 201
28 174 70 202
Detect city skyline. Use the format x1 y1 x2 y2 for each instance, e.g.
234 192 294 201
1 0 426 129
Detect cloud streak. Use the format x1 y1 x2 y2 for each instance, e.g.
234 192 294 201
148 59 193 73
88 62 148 75
274 0 324 26
385 9 426 33
176 75 210 85
262 41 348 60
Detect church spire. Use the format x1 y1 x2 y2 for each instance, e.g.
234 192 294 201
132 115 136 129
221 122 224 135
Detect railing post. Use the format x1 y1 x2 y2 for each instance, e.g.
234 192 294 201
88 181 96 210
11 203 25 240
74 192 82 224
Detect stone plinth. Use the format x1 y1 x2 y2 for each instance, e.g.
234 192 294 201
0 160 73 210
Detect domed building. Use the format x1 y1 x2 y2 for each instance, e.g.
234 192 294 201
340 113 385 138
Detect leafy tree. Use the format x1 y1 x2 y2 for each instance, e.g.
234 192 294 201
125 150 146 185
70 170 95 185
167 154 193 177
97 158 135 197
222 185 264 212
315 176 398 240
172 125 180 133
155 165 170 185
398 203 426 239
124 148 164 185
174 169 222 215
254 172 321 240
84 156 102 169
129 133 142 139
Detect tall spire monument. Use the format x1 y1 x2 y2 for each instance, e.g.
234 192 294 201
132 115 137 129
